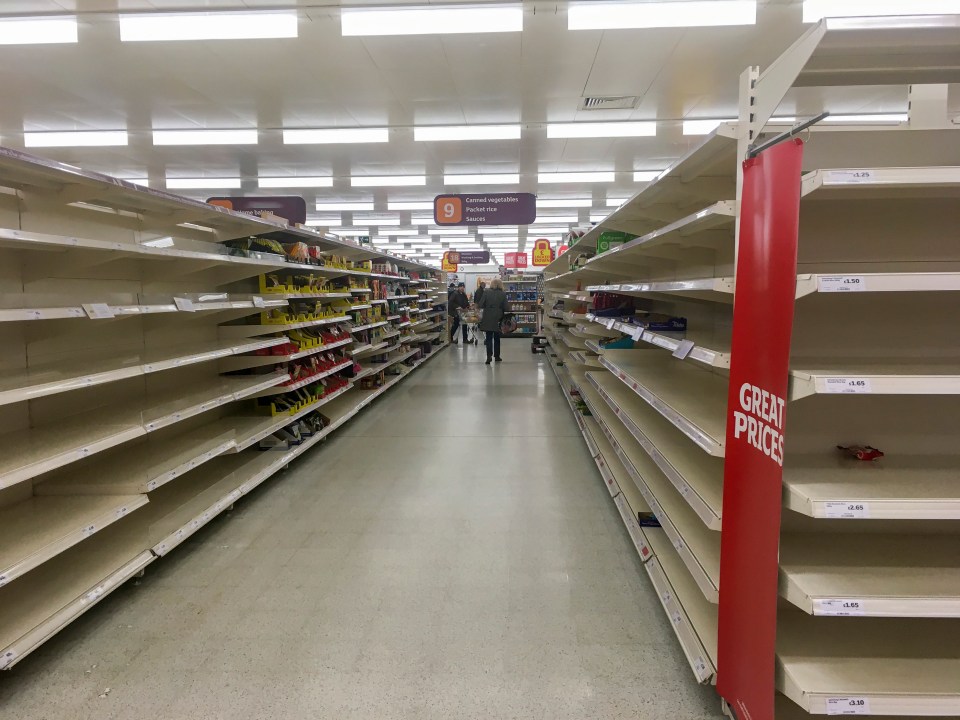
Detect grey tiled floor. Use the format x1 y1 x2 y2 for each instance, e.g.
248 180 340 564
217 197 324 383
1 341 722 719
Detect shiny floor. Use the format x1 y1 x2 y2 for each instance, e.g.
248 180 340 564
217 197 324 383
1 341 721 719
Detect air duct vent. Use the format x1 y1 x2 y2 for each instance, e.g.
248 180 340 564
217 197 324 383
579 96 640 111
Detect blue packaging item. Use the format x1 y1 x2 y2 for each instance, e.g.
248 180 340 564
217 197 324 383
637 318 687 332
600 336 635 350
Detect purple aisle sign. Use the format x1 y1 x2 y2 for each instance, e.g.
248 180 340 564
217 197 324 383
434 193 536 226
207 196 307 225
446 250 490 264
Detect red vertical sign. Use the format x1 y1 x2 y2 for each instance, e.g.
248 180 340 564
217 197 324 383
717 138 804 720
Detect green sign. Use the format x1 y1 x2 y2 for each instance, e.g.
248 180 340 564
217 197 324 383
597 230 635 254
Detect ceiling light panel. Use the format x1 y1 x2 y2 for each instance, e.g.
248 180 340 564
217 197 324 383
166 178 241 189
352 176 426 187
415 125 521 141
634 171 662 182
259 176 333 188
538 172 615 184
153 129 258 146
802 0 957 22
0 16 78 44
547 122 656 139
444 174 520 185
341 5 522 36
316 202 374 211
606 197 630 207
569 1 757 30
824 113 908 123
478 227 519 235
120 12 298 41
683 118 735 135
284 128 389 144
526 226 571 234
534 215 579 223
23 130 128 147
537 199 593 208
427 227 470 235
388 201 435 210
353 214 402 225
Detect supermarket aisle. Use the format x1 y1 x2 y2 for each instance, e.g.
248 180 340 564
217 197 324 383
1 341 720 720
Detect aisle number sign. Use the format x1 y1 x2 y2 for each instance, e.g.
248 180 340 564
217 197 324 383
441 253 458 272
531 239 553 266
434 193 536 226
207 196 306 225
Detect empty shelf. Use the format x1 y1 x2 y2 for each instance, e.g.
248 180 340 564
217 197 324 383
644 528 719 684
0 518 153 670
588 371 723 529
790 359 960 398
143 455 264 556
587 201 736 272
780 534 960 618
783 454 960 520
580 379 721 603
795 271 960 297
0 410 145 491
777 610 960 716
587 278 735 304
0 494 149 588
35 425 236 496
802 166 960 200
599 350 727 456
0 337 286 407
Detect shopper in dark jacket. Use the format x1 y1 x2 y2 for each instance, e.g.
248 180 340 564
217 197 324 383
477 278 508 364
473 281 486 306
448 283 472 344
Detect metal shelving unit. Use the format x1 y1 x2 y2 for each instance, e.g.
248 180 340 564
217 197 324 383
542 13 960 720
0 145 447 669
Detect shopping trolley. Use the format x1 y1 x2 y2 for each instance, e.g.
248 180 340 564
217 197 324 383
458 307 482 345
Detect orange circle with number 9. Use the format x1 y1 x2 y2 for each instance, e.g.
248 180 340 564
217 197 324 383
435 196 462 224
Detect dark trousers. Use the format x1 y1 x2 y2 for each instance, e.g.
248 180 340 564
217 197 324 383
484 330 501 359
450 315 468 343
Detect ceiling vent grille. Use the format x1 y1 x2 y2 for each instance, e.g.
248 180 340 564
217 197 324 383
579 96 640 111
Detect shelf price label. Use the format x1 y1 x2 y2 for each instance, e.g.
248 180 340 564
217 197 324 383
817 275 866 293
826 697 870 715
82 303 114 319
823 501 870 519
826 169 874 184
823 377 872 393
814 598 866 616
672 339 695 360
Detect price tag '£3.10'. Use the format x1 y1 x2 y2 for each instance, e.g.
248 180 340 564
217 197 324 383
826 697 870 715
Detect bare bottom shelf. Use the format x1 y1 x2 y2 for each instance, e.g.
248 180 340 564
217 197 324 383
0 517 153 669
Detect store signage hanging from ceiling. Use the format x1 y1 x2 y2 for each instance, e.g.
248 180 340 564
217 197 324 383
557 244 569 256
531 239 553 266
504 252 528 269
207 196 306 225
445 250 491 265
434 192 536 226
441 253 458 272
